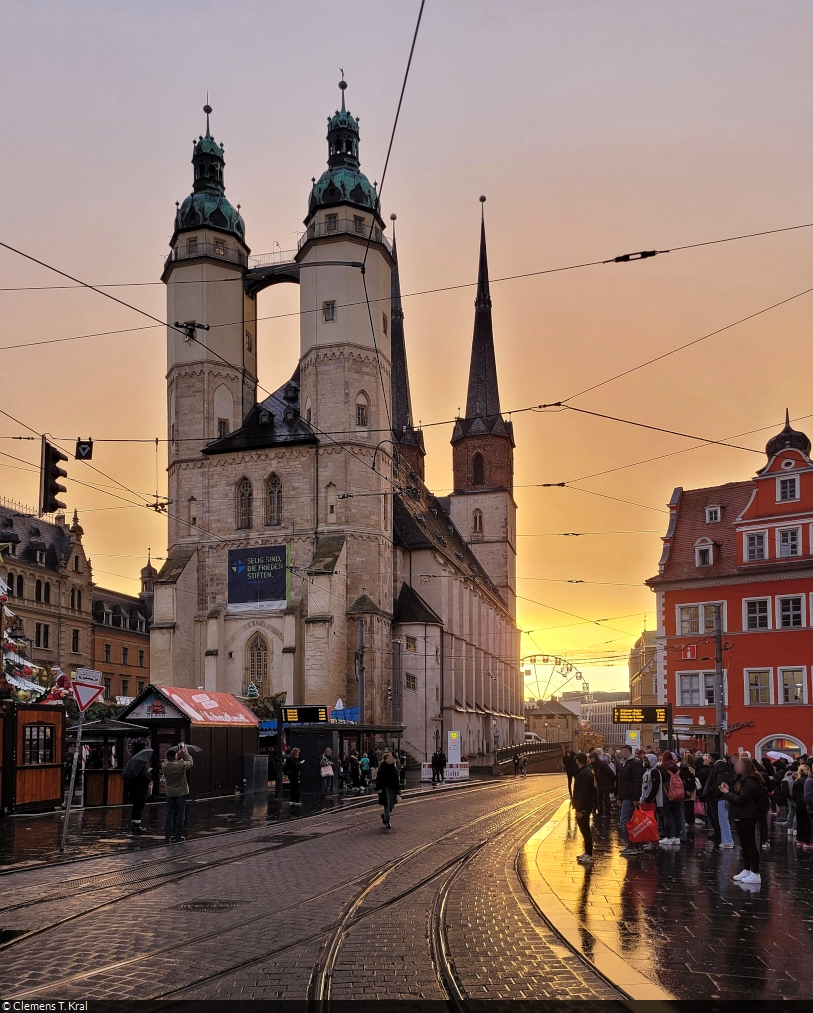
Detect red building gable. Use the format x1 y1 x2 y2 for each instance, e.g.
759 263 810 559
647 415 813 760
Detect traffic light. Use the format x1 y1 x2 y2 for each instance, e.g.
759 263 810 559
40 438 68 514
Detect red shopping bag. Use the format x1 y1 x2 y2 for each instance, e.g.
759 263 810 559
694 800 706 816
627 805 659 844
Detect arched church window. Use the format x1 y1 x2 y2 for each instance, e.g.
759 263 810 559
246 633 269 698
266 474 283 526
35 580 42 603
472 453 485 486
16 575 23 598
473 509 483 534
356 392 369 428
236 478 253 529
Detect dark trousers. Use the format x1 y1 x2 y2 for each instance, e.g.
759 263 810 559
289 778 301 804
382 788 398 825
758 810 769 845
576 813 593 856
596 790 611 816
684 799 697 826
130 796 147 823
566 773 574 798
797 807 810 843
707 798 720 836
165 795 186 841
735 817 760 873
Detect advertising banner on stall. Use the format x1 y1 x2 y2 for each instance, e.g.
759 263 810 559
227 545 289 611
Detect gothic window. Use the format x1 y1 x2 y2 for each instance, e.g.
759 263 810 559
472 509 483 534
472 453 485 486
266 474 283 526
16 575 23 598
305 399 312 425
44 582 51 604
356 392 368 428
35 580 42 603
77 589 82 611
247 633 269 697
236 478 253 529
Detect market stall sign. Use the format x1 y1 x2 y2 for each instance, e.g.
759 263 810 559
280 705 330 724
612 706 668 724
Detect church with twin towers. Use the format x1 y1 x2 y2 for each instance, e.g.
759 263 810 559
150 80 523 761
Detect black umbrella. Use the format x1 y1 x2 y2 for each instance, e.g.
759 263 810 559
123 748 154 780
173 743 202 754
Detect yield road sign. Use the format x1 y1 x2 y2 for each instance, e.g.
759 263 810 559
74 681 105 712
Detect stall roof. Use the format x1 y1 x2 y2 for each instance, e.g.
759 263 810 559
153 686 259 726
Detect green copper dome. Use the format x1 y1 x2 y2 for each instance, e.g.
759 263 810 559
307 78 382 224
172 104 246 247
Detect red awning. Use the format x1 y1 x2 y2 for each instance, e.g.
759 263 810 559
154 686 259 726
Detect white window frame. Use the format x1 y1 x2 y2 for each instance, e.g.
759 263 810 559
777 666 808 705
676 669 727 707
676 600 726 635
776 526 802 558
705 505 721 524
744 530 767 562
777 475 800 503
776 594 806 629
744 667 774 706
742 596 772 631
694 538 713 567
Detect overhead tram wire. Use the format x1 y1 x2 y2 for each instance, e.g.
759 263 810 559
0 241 402 496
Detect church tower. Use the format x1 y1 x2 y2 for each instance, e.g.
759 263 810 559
163 104 256 548
448 199 516 617
389 218 425 479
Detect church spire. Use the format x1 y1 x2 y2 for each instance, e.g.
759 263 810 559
463 197 503 424
390 215 425 477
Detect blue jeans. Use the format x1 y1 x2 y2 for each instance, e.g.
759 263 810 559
718 798 733 845
322 775 333 796
619 799 636 844
662 798 686 840
165 795 186 841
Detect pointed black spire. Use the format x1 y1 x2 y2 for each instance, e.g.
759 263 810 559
464 197 500 420
389 215 425 474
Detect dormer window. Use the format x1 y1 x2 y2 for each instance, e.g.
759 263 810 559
36 550 46 565
778 476 799 502
705 506 720 524
695 538 713 567
259 409 270 425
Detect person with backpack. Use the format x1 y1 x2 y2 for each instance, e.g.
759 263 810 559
572 752 597 864
659 750 692 844
284 747 304 806
794 764 811 849
721 756 768 885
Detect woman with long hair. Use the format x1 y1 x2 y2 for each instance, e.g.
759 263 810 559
721 757 767 885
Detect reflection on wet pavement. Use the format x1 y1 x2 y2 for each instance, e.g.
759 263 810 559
524 802 813 1000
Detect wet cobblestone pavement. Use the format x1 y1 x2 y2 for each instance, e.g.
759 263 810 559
522 799 813 1000
0 775 626 1002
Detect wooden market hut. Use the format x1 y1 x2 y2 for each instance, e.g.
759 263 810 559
1 699 66 813
119 685 260 797
70 718 151 807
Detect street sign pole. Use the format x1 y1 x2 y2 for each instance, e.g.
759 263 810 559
60 709 84 853
714 605 726 758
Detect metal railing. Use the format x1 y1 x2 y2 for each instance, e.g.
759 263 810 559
249 249 298 269
299 217 392 255
496 741 563 763
165 242 248 269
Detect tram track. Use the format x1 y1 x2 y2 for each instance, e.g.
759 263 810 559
3 783 564 1000
0 778 504 920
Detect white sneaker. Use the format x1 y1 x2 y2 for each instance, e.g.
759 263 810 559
671 838 682 844
659 838 673 845
720 842 734 849
792 829 797 836
761 842 770 850
742 871 761 885
694 820 705 827
733 870 749 881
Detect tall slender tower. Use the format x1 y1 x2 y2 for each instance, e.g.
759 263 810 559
448 199 516 617
163 105 256 548
389 219 425 479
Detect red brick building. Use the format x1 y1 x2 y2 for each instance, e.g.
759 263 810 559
647 414 813 760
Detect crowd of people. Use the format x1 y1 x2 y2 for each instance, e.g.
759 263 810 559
562 743 812 887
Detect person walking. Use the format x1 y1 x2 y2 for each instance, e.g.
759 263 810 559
123 741 151 835
563 748 578 799
592 752 615 818
360 752 371 790
639 752 663 852
616 744 644 856
721 757 767 885
161 747 193 844
284 747 304 806
572 752 597 864
431 747 447 784
513 752 520 777
376 750 401 829
793 764 811 849
319 747 335 797
520 754 528 777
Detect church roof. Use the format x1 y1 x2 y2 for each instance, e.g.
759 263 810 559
307 534 346 575
154 545 196 585
451 201 514 446
393 582 443 626
202 366 317 456
347 593 392 619
390 228 424 455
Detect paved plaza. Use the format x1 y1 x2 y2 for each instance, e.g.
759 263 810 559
2 774 812 1003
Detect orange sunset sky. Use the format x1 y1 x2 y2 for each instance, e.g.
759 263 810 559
2 1 812 695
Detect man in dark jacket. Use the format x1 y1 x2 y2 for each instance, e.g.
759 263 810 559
572 752 597 863
703 754 735 847
562 748 578 799
616 745 644 851
592 754 616 817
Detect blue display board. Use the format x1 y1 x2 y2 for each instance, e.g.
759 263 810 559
227 545 289 611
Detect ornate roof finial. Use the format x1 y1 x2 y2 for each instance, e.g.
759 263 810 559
203 96 212 137
339 70 347 112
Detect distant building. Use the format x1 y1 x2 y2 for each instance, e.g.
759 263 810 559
524 698 578 749
91 558 155 702
580 693 631 747
629 630 659 747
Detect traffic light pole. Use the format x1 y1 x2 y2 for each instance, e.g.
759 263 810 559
714 605 726 758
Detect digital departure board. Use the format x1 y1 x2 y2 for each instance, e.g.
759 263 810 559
280 706 330 724
612 706 668 725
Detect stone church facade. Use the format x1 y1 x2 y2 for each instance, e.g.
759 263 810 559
151 85 523 761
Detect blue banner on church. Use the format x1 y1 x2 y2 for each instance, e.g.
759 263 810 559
227 545 289 611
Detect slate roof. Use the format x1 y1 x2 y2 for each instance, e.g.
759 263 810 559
390 235 424 456
393 582 443 625
202 366 317 456
307 534 346 574
347 593 391 620
154 545 196 585
92 586 151 627
0 506 74 573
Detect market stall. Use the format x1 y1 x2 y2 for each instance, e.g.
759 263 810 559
70 718 151 807
1 699 66 813
120 685 260 797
